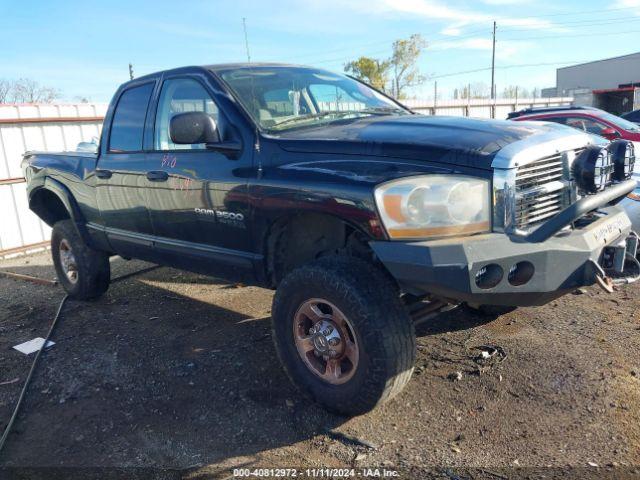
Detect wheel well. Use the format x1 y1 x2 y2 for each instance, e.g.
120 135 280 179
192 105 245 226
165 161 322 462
266 213 376 286
29 189 71 226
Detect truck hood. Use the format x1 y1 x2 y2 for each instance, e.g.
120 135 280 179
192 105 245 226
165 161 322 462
271 115 575 170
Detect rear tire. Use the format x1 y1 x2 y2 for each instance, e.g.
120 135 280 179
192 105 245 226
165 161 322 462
51 220 110 300
271 256 415 416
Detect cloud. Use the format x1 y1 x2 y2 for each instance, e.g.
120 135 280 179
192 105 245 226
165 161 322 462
378 0 556 30
429 36 526 59
481 0 531 4
441 27 462 36
614 0 640 15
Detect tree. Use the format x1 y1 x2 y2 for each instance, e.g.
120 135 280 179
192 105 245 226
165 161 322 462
389 34 427 99
0 79 10 103
455 82 490 99
501 85 533 99
344 57 390 92
0 78 60 104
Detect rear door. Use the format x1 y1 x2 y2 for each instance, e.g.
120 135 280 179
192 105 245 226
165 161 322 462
145 74 253 272
95 81 156 255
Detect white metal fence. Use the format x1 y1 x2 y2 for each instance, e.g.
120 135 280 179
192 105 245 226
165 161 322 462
0 103 108 257
403 97 574 119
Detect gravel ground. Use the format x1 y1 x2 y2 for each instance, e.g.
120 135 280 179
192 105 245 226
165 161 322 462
0 251 638 479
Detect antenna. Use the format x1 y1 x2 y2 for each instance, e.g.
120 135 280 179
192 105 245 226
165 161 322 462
242 17 262 172
242 18 251 63
128 63 134 80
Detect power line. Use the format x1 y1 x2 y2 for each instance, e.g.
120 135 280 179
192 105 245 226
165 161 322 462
518 4 640 18
273 5 640 65
283 27 491 63
502 28 640 42
290 15 640 69
498 15 640 32
429 56 640 80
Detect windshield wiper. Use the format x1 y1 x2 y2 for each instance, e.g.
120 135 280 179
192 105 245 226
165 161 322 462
273 108 405 129
358 106 407 115
274 110 354 128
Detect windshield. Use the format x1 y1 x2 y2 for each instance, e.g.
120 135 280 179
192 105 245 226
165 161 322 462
596 110 640 132
216 66 409 132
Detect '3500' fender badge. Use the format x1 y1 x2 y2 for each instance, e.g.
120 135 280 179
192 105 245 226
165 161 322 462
195 208 246 227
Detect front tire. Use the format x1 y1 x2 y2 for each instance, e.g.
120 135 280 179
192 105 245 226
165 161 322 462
271 256 415 416
51 219 110 300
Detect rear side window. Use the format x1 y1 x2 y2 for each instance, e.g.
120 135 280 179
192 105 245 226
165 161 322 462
624 110 640 122
109 83 154 152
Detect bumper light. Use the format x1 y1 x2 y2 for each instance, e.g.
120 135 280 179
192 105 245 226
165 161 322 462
573 146 614 194
610 139 635 181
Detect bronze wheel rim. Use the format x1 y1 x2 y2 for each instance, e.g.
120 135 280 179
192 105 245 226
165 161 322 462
59 239 79 284
293 298 359 385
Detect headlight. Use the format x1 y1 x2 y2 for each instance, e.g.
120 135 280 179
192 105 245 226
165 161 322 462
374 175 491 240
609 139 635 181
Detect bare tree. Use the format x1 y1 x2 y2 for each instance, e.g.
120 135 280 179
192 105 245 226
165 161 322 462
0 78 61 104
455 82 490 99
501 85 532 99
389 34 427 99
0 79 10 103
11 78 60 103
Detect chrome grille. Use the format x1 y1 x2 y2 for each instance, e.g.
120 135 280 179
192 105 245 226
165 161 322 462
513 148 584 230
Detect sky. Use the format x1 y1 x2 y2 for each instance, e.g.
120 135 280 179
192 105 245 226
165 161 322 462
1 0 640 102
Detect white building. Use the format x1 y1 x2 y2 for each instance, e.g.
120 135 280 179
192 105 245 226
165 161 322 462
555 52 640 114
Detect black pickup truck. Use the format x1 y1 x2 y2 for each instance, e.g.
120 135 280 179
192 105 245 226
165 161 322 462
23 64 639 415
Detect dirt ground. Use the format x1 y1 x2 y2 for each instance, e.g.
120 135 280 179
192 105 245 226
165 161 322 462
0 250 638 479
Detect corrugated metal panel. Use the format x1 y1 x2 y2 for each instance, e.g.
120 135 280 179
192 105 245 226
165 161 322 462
0 103 107 256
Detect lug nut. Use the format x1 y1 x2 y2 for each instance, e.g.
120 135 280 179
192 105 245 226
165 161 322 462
323 326 333 336
328 338 340 346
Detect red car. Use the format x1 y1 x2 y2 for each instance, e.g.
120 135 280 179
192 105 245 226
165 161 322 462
508 106 640 142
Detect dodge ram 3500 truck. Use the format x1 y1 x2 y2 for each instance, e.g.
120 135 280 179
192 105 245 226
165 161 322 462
23 64 639 415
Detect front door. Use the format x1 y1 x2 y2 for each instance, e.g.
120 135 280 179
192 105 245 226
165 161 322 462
95 81 156 257
145 75 253 274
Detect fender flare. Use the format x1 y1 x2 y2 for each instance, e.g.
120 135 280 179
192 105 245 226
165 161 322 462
29 178 92 245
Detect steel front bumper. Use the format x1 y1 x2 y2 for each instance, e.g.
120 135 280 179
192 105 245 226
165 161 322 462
371 205 635 307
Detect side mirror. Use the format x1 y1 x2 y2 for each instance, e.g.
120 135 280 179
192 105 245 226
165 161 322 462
169 112 220 145
601 127 620 138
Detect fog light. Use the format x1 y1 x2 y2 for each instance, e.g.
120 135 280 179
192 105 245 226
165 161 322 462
475 264 503 289
573 146 614 194
507 261 535 286
609 139 635 181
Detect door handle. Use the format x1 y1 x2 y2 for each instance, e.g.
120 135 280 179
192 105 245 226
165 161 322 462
95 169 112 179
146 170 169 182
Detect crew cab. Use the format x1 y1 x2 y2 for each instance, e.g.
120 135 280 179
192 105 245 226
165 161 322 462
22 64 639 415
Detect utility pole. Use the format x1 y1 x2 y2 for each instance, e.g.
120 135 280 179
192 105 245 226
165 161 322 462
490 21 496 100
128 63 134 80
434 81 438 113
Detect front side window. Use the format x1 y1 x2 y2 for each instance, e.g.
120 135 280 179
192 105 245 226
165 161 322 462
558 116 611 136
217 66 408 132
154 78 220 150
109 83 154 152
